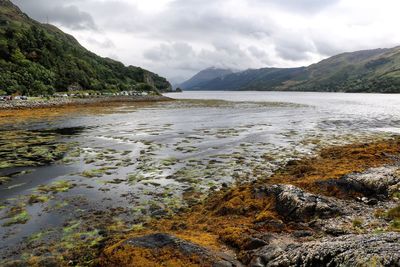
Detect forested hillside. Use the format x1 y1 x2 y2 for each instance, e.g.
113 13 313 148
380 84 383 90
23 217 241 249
0 0 171 96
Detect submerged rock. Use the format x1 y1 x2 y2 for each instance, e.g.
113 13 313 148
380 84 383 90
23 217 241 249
249 233 400 267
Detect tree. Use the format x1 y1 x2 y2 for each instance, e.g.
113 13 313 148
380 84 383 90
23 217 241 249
31 81 53 96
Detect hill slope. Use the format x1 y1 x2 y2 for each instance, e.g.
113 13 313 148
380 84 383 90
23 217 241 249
290 47 400 93
188 46 400 93
0 0 171 95
179 67 234 90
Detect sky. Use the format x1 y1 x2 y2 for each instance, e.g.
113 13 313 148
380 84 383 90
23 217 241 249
11 0 400 84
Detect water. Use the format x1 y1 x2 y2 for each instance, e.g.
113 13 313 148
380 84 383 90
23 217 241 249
0 91 399 261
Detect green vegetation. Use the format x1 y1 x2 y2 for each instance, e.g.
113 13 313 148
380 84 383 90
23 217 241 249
0 0 171 96
81 167 117 178
37 180 74 193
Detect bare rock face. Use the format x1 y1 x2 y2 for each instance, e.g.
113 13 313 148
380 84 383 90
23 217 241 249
249 233 400 267
125 233 244 267
258 184 341 221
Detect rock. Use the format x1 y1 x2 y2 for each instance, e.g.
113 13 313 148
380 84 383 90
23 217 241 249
243 238 268 251
367 198 379 205
255 219 286 231
259 184 341 222
291 230 313 238
320 166 400 199
323 227 348 237
249 233 400 267
124 233 244 267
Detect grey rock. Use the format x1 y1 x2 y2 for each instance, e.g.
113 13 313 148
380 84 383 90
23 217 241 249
243 238 268 251
323 227 348 237
259 184 341 221
291 230 313 238
249 233 400 267
322 166 400 198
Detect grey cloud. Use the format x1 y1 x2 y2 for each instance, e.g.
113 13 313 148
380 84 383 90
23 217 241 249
157 0 272 39
12 0 97 30
273 32 316 61
86 37 115 49
91 0 272 40
247 46 274 65
249 0 340 13
144 42 196 62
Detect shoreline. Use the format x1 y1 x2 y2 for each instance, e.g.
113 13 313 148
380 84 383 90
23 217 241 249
0 95 173 110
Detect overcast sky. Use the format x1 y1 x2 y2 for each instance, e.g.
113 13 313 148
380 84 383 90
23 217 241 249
11 0 400 83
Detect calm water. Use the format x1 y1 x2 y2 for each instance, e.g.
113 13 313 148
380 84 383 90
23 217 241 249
0 91 399 260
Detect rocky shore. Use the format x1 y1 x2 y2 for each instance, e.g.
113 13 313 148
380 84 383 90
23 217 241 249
0 95 172 110
97 138 400 267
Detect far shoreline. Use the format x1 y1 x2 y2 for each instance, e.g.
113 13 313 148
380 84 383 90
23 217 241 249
0 95 173 111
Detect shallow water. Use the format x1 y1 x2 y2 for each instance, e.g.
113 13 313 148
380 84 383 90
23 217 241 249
0 91 399 261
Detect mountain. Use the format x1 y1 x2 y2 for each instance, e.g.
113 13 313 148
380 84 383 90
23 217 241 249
288 47 400 93
0 0 171 96
179 67 234 90
192 67 307 91
188 46 400 93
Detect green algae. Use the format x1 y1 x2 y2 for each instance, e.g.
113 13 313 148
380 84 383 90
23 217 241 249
28 229 53 243
37 180 74 194
0 176 11 185
3 206 30 227
0 130 74 193
160 157 178 167
27 194 50 204
63 221 81 234
81 167 117 178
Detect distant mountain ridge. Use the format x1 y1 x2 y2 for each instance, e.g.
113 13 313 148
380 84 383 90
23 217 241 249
178 67 234 90
183 46 400 93
0 0 171 96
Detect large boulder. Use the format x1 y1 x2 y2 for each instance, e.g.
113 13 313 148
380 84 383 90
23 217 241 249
249 233 400 267
318 166 400 199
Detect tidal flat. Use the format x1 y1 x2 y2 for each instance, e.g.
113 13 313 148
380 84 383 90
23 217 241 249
0 91 400 266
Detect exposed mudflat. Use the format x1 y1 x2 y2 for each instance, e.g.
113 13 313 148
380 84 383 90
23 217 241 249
0 91 399 266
